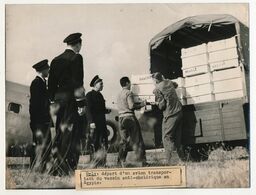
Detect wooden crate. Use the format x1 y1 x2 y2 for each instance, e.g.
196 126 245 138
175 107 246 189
176 87 186 99
181 43 207 58
186 83 213 97
208 47 238 63
185 73 212 87
182 64 210 77
187 94 215 105
215 90 244 101
171 77 185 87
182 53 208 68
210 58 240 71
213 78 243 93
131 74 153 84
133 95 155 103
212 66 242 81
207 36 237 52
179 98 187 106
131 83 155 95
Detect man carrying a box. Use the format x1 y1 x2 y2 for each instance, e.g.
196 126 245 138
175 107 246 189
116 77 147 167
152 72 185 164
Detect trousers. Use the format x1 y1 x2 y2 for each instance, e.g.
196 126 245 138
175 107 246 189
30 123 52 172
118 115 146 163
162 111 184 163
50 99 85 176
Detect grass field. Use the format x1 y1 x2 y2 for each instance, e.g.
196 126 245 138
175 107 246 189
6 146 249 189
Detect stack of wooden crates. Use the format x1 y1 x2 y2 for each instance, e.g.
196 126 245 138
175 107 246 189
181 36 246 105
131 36 246 106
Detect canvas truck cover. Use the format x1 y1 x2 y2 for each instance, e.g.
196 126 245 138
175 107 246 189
149 14 249 77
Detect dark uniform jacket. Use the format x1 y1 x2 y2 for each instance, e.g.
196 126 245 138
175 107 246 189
48 49 84 102
86 89 108 150
47 49 85 176
86 90 108 124
29 76 50 129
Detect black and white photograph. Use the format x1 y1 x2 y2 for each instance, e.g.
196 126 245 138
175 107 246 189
2 1 255 192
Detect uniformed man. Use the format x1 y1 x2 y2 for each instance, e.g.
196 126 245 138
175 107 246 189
48 32 86 176
29 59 51 172
116 77 147 167
151 72 185 164
86 75 110 167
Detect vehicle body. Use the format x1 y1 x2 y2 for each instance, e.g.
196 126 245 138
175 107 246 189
147 14 249 146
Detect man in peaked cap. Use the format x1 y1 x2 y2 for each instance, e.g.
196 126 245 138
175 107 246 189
48 32 86 176
29 59 52 172
86 75 111 167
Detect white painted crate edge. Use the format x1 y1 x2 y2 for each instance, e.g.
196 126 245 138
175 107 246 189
213 77 243 93
187 94 215 105
185 73 212 87
215 90 245 101
182 64 210 77
212 66 242 81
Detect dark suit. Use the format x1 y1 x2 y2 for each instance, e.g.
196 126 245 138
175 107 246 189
48 49 85 176
29 76 51 172
86 90 108 164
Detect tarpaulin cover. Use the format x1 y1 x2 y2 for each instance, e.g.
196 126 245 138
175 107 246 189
149 14 249 75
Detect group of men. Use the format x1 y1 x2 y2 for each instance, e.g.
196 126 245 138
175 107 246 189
29 32 184 176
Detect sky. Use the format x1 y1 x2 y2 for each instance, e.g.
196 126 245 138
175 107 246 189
5 3 249 105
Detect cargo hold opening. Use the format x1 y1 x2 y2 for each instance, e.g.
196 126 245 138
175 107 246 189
150 23 237 79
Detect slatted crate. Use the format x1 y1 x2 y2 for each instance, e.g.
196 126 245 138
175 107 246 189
212 66 242 81
181 43 207 58
179 98 187 106
213 77 243 93
185 73 212 87
131 74 153 84
131 83 155 96
207 36 237 52
208 47 238 63
182 53 208 68
210 58 240 71
215 90 245 101
134 95 155 103
176 87 186 99
187 94 215 105
171 77 185 87
186 83 213 97
182 64 210 77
